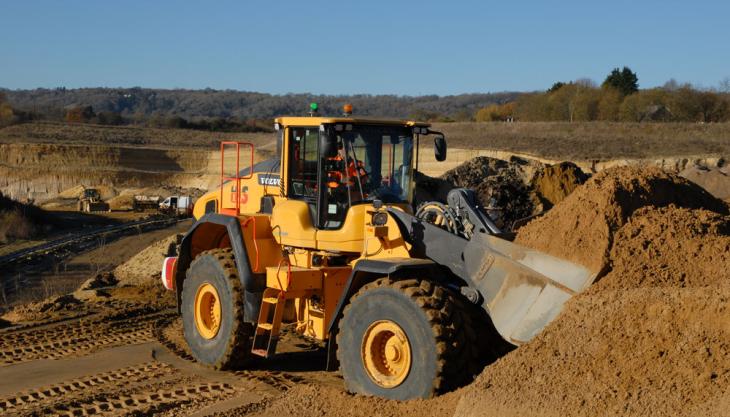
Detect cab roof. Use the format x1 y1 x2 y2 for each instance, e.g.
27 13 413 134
274 116 431 128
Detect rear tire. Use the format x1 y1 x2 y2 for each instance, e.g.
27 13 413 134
337 278 480 400
181 248 252 369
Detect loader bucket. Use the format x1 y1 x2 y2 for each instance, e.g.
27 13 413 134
463 232 597 345
386 206 597 346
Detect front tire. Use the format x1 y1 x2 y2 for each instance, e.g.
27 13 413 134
181 248 252 369
337 278 479 400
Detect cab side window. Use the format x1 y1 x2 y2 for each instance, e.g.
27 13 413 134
204 199 217 214
288 128 319 200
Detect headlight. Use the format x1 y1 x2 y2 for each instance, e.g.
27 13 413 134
372 212 388 226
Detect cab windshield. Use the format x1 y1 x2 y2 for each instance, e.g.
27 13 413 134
324 124 414 205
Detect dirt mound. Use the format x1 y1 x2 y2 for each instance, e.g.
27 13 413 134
595 206 730 290
531 161 588 209
240 384 458 417
515 166 728 274
680 164 730 200
455 285 730 417
107 194 135 211
453 173 730 417
73 272 119 301
1 294 84 323
114 234 178 285
440 156 542 188
57 185 86 199
415 156 541 229
420 156 590 230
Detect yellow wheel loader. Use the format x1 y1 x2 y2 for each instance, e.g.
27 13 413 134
160 104 597 400
77 188 110 213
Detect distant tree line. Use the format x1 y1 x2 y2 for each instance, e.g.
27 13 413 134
4 71 729 129
61 103 271 133
0 91 40 127
0 88 519 130
477 68 730 123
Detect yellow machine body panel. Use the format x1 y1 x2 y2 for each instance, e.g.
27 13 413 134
193 175 282 221
361 207 412 259
240 214 283 275
270 199 317 248
266 266 322 292
314 205 367 253
294 267 350 340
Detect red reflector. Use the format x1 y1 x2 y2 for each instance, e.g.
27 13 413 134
161 257 177 291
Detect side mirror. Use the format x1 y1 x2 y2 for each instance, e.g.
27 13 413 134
434 135 447 161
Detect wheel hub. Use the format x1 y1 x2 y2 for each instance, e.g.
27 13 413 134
194 283 221 339
361 320 411 388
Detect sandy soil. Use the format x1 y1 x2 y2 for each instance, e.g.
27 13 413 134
514 166 727 274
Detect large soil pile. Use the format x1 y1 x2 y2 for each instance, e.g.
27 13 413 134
454 168 730 417
515 166 727 274
455 285 730 417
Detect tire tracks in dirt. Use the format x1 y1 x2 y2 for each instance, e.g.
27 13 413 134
40 381 236 417
0 307 173 365
0 361 173 414
153 316 310 394
1 300 331 416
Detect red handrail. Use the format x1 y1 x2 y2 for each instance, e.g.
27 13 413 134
220 141 255 215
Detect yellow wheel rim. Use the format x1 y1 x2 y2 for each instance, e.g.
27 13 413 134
361 320 412 388
194 283 222 339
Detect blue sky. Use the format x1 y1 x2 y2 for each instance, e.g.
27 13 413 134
1 0 728 95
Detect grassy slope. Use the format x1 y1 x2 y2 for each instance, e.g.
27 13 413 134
433 122 730 160
3 121 730 160
0 122 274 149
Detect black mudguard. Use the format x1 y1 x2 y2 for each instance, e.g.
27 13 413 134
324 257 443 370
175 213 264 324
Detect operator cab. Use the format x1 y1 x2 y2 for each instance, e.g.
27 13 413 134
289 122 416 230
280 103 446 231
